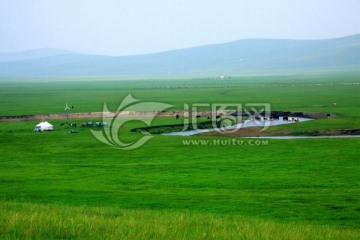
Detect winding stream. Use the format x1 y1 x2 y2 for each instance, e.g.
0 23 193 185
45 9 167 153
163 117 313 136
244 135 360 139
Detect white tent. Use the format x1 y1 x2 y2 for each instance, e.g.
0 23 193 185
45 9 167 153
34 121 54 132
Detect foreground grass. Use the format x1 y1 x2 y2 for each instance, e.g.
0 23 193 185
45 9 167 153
0 74 359 239
1 201 359 240
0 120 359 228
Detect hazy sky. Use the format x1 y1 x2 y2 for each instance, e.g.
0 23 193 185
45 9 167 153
1 0 359 56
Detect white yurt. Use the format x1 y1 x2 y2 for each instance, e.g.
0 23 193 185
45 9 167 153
34 121 54 132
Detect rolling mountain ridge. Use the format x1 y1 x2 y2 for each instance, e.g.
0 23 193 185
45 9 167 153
0 34 359 77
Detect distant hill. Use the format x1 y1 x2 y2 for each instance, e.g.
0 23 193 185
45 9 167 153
0 34 359 77
0 48 74 63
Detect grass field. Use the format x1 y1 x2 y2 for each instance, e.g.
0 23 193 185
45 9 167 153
0 74 359 239
2 201 360 240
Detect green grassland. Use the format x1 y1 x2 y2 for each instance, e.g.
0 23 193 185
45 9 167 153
2 201 360 240
0 74 359 116
0 74 359 239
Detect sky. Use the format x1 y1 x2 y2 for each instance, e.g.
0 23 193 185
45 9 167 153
0 0 359 56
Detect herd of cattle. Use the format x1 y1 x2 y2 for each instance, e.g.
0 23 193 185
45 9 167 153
60 121 108 128
59 114 302 130
175 114 300 122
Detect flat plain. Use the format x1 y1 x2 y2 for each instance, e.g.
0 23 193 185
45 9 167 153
0 74 359 239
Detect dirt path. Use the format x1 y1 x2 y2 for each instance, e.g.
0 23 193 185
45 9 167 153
0 110 332 122
0 111 179 122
